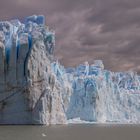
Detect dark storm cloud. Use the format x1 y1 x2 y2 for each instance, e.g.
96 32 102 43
0 0 140 73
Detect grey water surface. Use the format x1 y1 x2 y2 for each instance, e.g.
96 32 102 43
0 124 140 140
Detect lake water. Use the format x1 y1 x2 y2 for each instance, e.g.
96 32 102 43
0 124 140 140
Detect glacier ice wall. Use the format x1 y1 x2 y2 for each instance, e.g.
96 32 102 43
52 60 140 124
0 15 140 124
64 61 140 123
0 15 67 124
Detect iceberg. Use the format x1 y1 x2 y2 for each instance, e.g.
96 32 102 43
0 15 140 124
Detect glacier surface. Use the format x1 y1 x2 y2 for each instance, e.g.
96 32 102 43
0 15 140 124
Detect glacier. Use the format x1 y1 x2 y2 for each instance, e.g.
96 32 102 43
0 15 140 124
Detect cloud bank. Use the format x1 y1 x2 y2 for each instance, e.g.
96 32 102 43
0 0 140 73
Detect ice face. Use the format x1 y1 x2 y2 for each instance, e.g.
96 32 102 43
0 15 58 125
51 59 140 123
0 15 140 124
63 62 140 123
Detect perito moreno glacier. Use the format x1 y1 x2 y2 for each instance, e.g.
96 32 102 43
0 15 140 124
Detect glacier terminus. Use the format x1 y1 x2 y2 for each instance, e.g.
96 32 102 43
0 15 140 124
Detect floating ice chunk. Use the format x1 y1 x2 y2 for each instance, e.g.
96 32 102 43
42 133 46 137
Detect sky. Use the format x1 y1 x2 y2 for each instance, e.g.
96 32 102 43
0 0 140 73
